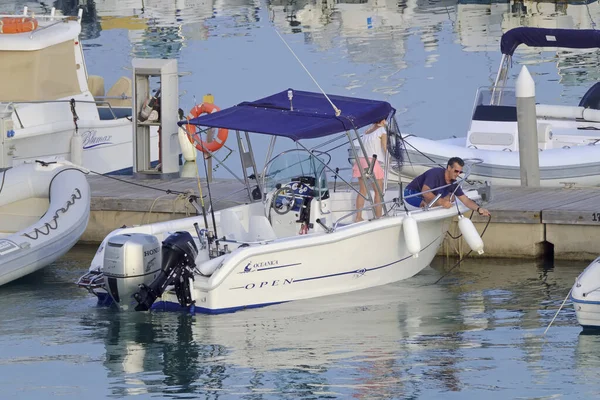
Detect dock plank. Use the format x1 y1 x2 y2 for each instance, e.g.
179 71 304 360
88 174 253 213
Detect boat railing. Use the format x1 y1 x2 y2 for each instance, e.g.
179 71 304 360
0 7 83 38
331 158 482 230
4 99 130 129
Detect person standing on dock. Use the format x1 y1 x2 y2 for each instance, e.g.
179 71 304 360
404 157 490 216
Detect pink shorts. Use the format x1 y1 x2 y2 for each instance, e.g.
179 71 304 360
352 158 384 180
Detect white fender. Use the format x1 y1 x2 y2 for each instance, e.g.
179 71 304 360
403 214 420 258
178 126 197 162
458 215 484 255
70 132 83 166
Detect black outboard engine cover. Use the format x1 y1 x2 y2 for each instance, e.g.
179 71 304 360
133 231 198 311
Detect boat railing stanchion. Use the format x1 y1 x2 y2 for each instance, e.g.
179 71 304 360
193 222 207 250
188 195 204 215
315 218 333 233
425 194 442 211
366 154 376 176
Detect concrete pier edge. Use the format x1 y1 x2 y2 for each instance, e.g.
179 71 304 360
82 175 600 261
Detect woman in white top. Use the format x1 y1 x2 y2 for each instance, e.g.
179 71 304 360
353 119 387 222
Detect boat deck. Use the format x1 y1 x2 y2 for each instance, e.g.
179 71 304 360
86 173 600 260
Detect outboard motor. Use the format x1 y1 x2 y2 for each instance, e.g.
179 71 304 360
133 231 198 311
103 233 162 310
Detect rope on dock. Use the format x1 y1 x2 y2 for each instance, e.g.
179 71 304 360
89 170 192 196
144 191 195 225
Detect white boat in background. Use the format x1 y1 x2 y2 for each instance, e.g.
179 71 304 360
0 7 159 174
572 257 600 331
399 27 600 187
77 89 485 314
0 160 90 286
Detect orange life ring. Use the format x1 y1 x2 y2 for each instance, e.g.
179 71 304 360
0 17 38 34
185 103 228 153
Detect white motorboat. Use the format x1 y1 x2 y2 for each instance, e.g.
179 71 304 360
0 7 159 174
0 160 90 286
571 256 600 331
398 27 600 186
77 89 485 314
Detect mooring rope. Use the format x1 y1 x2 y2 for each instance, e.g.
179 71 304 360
272 28 341 116
88 170 191 196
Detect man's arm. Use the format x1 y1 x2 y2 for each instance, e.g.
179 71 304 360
422 184 452 208
457 194 490 216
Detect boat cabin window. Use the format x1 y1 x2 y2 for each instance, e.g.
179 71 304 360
471 86 518 122
475 86 517 107
0 41 81 102
263 150 330 199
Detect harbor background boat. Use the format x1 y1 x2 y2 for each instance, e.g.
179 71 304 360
1 0 600 397
4 0 599 175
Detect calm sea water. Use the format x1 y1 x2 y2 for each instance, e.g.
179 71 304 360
2 0 600 398
0 246 594 399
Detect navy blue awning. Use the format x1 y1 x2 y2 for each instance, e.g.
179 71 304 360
178 89 395 141
501 27 600 56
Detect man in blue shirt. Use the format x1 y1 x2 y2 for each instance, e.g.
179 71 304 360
404 157 490 216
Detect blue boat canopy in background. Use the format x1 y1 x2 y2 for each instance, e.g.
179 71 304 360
179 89 395 141
501 27 600 56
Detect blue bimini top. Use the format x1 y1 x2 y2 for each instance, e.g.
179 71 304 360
501 27 600 56
178 89 395 142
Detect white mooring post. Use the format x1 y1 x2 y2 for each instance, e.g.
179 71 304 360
516 65 540 187
132 58 180 179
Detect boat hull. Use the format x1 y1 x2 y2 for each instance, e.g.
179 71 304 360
0 161 91 286
86 197 466 314
398 136 600 187
9 117 159 175
152 209 453 314
572 257 600 330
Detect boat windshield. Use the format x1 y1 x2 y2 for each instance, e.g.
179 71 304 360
475 86 517 107
263 150 330 199
0 41 81 102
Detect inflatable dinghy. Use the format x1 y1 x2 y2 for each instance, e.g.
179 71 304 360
0 160 90 286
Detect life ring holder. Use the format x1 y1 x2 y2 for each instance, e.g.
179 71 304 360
185 103 228 154
0 17 38 34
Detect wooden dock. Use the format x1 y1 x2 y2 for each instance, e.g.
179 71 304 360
84 173 600 261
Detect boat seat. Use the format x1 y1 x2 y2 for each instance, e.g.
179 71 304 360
106 76 132 108
87 75 105 98
247 215 277 241
579 82 600 110
220 209 249 241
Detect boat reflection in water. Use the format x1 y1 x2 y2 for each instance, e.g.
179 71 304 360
88 272 465 397
80 256 585 397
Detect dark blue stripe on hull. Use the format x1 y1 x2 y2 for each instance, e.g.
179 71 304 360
151 300 287 314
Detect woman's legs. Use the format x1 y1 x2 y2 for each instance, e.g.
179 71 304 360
355 178 367 222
